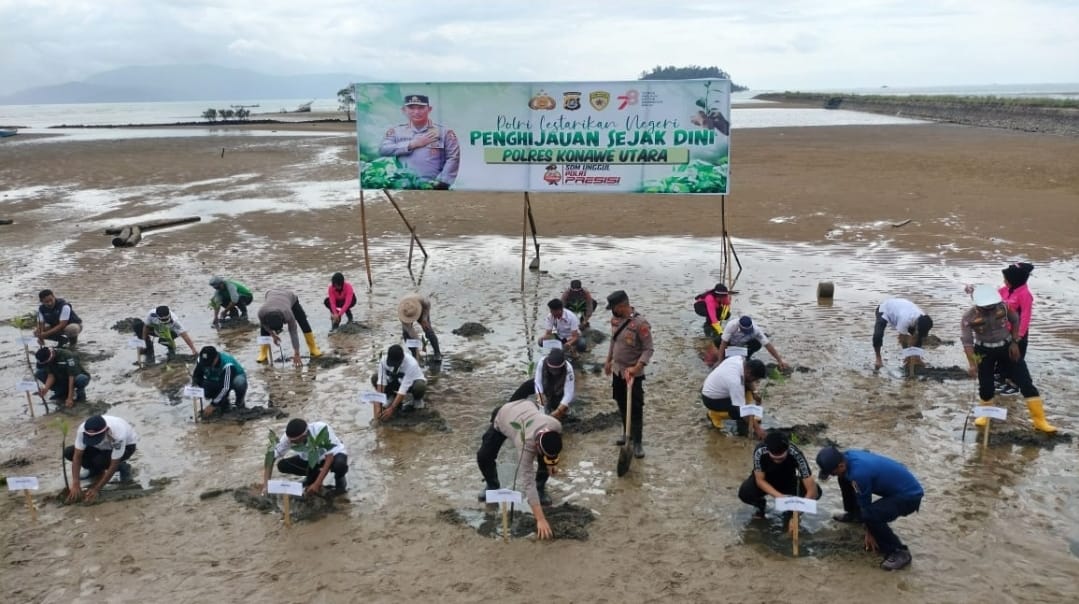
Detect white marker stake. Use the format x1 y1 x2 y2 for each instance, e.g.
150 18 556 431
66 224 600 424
775 496 817 556
541 339 562 350
359 392 388 405
974 406 1007 449
485 489 523 543
17 379 37 418
739 405 763 419
256 336 273 345
184 386 205 422
267 479 304 528
7 476 39 523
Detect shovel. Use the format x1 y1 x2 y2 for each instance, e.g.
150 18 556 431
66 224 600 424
617 375 634 477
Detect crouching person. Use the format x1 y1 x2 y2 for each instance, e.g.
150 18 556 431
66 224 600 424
371 344 427 421
35 346 91 408
193 345 247 418
263 418 348 495
738 431 821 520
476 398 563 539
65 414 139 504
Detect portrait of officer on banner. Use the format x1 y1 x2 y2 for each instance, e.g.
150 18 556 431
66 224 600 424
377 94 461 190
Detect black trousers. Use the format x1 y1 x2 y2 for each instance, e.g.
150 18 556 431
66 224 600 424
324 296 357 320
369 374 427 401
277 453 348 485
976 343 1038 401
738 471 823 511
838 476 921 555
612 373 644 442
259 300 314 337
401 325 441 356
509 378 561 414
65 444 137 472
132 319 179 349
476 405 548 491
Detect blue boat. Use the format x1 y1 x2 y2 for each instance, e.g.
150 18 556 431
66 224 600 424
0 128 17 137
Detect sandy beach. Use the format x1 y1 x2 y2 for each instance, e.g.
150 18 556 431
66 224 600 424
1 115 1078 603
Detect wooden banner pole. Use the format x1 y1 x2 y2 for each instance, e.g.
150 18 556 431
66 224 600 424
282 494 292 528
520 194 527 291
25 391 35 418
383 189 428 259
360 188 373 289
25 490 37 523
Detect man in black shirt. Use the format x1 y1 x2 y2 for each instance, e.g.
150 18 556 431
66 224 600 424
738 430 821 518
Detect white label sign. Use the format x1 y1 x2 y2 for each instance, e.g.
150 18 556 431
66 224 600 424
404 338 422 349
774 496 817 514
724 346 748 358
541 339 562 350
267 479 304 496
19 336 38 345
485 488 523 504
973 406 1008 420
16 380 38 393
901 347 925 359
127 337 144 349
6 476 39 491
359 391 388 405
256 335 273 345
739 405 763 418
182 386 205 399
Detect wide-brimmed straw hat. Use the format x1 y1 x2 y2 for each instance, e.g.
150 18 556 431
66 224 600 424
398 295 423 323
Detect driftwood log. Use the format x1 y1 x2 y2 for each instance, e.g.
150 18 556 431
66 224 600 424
111 225 142 248
104 216 201 235
0 219 13 225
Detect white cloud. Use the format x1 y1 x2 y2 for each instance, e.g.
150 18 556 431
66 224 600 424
1 0 1077 92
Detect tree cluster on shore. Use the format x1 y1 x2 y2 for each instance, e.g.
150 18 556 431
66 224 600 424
639 65 748 91
201 107 252 123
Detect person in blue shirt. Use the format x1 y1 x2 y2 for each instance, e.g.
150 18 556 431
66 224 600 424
816 446 923 571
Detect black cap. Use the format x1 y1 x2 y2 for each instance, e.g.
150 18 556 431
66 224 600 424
285 418 308 439
82 415 109 446
816 446 844 480
199 345 219 363
537 430 563 461
545 348 566 368
746 359 767 381
155 305 172 322
713 283 728 294
35 347 54 363
606 290 629 310
570 279 582 289
387 344 405 365
403 94 430 106
547 298 563 310
764 430 789 455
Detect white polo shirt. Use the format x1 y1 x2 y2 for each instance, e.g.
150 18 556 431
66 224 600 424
273 421 347 462
377 352 426 393
544 309 581 340
145 310 187 336
75 415 140 460
878 298 923 334
720 318 770 349
533 358 576 408
701 355 748 406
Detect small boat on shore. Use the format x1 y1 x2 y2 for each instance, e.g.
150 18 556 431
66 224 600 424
294 101 313 113
0 128 18 137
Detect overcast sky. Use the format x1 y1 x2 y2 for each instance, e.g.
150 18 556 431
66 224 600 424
3 0 1077 92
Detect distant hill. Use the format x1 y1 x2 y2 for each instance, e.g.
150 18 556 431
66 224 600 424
0 64 368 105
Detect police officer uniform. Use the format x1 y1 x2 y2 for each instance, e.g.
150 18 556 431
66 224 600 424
378 94 461 189
605 290 654 457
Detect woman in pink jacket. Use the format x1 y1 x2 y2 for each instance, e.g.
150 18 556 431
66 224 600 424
324 272 357 330
999 262 1034 360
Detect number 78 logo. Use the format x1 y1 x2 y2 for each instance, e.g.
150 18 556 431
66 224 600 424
617 90 639 110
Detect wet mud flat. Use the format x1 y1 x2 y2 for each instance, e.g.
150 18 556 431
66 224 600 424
378 407 450 433
438 502 597 540
201 405 287 424
214 317 260 332
49 477 171 506
330 321 370 335
227 486 342 522
980 429 1073 450
452 322 491 337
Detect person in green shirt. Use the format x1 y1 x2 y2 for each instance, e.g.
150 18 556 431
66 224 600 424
192 346 248 418
34 347 91 408
209 276 254 326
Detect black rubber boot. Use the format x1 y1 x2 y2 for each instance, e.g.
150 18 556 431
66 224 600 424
425 328 442 362
537 484 553 507
334 474 347 494
477 481 500 502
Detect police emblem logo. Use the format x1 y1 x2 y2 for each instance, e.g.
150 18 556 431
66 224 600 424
528 90 556 110
543 163 562 185
589 91 610 111
563 91 582 111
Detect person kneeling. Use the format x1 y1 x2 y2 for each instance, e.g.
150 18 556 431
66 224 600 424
508 348 575 420
372 344 427 421
193 345 248 418
738 431 821 525
263 418 348 495
64 415 139 504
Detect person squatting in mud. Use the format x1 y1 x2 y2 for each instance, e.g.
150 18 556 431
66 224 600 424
209 276 254 326
738 430 821 525
263 418 349 495
34 288 83 348
561 279 598 329
476 398 563 539
714 315 789 371
693 282 732 338
508 347 575 420
700 355 768 438
257 289 323 366
65 414 139 504
35 346 91 408
816 446 923 572
538 298 586 354
872 297 934 370
324 271 358 331
371 344 428 421
134 305 198 361
962 285 1056 433
604 290 653 459
192 345 247 418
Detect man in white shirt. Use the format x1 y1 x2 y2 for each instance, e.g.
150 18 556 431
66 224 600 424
263 418 348 495
508 348 575 420
64 414 139 503
538 298 585 353
371 344 428 420
133 305 198 361
716 315 788 371
873 298 934 369
701 356 768 439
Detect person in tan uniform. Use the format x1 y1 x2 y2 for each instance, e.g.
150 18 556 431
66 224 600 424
256 289 322 366
475 398 563 539
398 293 442 362
603 290 654 459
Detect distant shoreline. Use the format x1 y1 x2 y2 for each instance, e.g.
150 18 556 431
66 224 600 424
47 117 352 129
754 92 1079 136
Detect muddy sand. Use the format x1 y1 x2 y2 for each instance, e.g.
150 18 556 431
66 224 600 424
2 119 1078 603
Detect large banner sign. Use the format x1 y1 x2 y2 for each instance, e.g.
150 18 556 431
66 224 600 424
356 80 730 195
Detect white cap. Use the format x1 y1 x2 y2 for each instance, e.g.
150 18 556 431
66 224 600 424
972 284 1001 307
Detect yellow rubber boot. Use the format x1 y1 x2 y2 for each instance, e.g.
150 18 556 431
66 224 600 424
256 345 270 364
974 398 991 428
304 332 323 358
1026 397 1058 434
707 410 729 429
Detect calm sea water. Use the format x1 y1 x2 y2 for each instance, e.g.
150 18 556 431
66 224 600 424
1 85 1075 132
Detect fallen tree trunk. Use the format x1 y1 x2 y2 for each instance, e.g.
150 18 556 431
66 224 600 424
111 226 142 248
104 216 200 235
0 219 13 225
